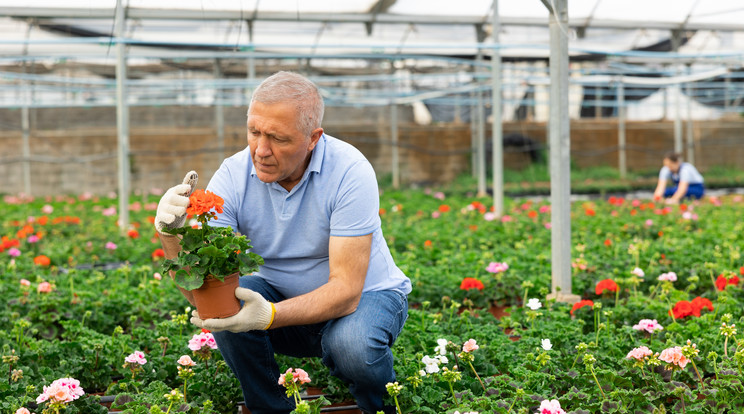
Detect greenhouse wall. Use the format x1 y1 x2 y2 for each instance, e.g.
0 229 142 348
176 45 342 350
1 105 743 195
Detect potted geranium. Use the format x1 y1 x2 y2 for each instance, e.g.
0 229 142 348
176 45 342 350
161 189 263 319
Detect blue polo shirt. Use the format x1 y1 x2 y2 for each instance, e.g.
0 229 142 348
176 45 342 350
206 134 411 299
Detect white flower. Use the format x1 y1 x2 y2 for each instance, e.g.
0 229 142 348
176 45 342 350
631 267 645 278
541 339 553 351
418 369 427 377
421 355 448 374
434 338 448 355
526 298 542 310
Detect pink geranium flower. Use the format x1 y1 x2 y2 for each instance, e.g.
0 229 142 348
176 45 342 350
658 272 677 282
538 399 566 414
632 319 664 334
8 247 21 257
27 235 40 243
462 339 479 353
41 204 54 214
631 267 645 278
105 242 117 250
278 368 311 385
486 262 509 274
659 346 689 369
626 346 653 361
37 282 52 293
16 408 31 414
20 279 31 287
36 377 84 405
177 355 196 367
188 332 218 351
124 351 147 365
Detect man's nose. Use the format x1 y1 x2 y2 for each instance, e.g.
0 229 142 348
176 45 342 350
254 136 272 158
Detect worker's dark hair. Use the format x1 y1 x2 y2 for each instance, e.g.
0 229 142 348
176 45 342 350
664 151 682 163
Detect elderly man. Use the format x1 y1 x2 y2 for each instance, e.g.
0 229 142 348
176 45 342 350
155 71 410 414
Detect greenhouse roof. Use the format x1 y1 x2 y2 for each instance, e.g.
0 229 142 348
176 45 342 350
1 1 743 61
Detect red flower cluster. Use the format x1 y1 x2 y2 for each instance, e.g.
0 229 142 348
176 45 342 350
438 204 451 213
187 189 225 216
607 196 624 206
669 296 714 319
151 248 166 260
715 273 740 291
460 277 485 291
127 229 140 239
0 236 20 253
570 299 594 315
470 201 487 214
34 255 51 266
595 279 619 295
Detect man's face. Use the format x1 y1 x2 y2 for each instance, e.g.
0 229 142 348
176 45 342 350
663 158 680 174
247 101 322 190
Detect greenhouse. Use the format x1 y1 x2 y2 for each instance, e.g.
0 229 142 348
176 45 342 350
2 1 744 413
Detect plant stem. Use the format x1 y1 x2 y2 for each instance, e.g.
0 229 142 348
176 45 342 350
393 395 403 414
447 381 459 406
691 360 705 390
183 379 188 403
589 365 606 400
165 401 174 414
468 361 486 392
724 336 729 358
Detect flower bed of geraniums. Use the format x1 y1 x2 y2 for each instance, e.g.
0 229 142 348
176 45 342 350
1 189 744 413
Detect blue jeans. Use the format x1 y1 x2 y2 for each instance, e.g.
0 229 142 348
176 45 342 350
212 276 408 414
664 181 705 199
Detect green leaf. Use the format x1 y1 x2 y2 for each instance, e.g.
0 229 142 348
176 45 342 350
197 244 228 259
174 269 203 290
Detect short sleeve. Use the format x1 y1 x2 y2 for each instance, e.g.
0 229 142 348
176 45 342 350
206 161 240 230
658 166 671 181
329 161 380 237
679 164 695 183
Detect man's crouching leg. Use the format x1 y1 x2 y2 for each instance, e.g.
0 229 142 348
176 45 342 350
321 290 408 414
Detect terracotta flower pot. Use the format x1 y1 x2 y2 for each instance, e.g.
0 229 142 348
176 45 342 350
192 272 241 319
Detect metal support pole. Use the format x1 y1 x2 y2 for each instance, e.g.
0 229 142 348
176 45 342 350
617 80 626 179
476 49 487 197
247 20 256 105
546 0 578 304
391 66 400 189
490 0 503 216
21 76 31 195
214 58 225 163
115 0 130 232
671 31 683 153
724 70 731 113
685 66 695 165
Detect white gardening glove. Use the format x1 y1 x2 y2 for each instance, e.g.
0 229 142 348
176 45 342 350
191 287 276 332
155 171 198 234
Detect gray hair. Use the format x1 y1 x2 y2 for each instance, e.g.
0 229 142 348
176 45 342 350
249 71 324 136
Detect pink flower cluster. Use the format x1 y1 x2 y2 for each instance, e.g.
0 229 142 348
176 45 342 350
632 319 664 334
188 331 218 351
278 368 311 386
538 399 566 414
658 272 677 282
462 339 479 353
658 346 689 368
36 377 85 405
486 262 509 274
124 351 147 365
177 355 196 367
626 346 653 361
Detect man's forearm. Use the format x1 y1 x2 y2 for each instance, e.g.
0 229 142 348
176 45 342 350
158 233 196 306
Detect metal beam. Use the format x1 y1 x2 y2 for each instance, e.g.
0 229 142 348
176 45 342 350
546 0 579 304
2 7 744 32
617 80 626 179
115 0 130 232
491 0 504 217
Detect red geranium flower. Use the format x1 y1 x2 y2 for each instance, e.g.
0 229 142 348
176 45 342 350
740 266 744 276
595 279 619 295
570 299 594 315
127 229 140 239
187 189 225 216
715 274 728 291
151 248 165 260
604 239 612 247
670 300 693 319
438 204 450 213
460 277 485 291
33 255 51 266
729 274 740 286
690 296 714 317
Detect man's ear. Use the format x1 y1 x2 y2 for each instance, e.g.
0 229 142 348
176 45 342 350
308 128 323 151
